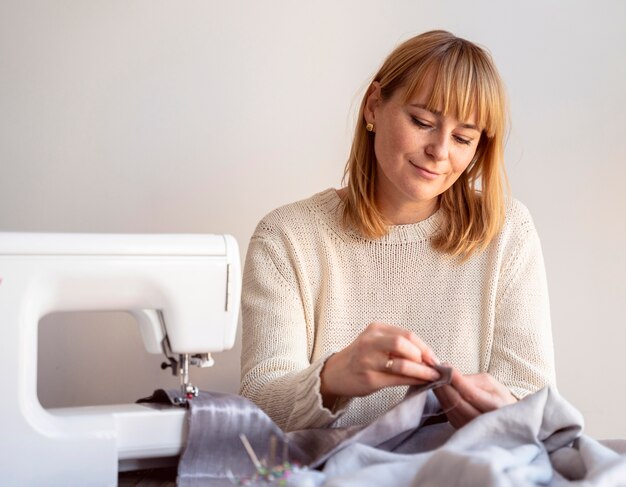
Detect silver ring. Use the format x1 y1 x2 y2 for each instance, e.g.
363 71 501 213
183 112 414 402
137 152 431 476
385 358 394 370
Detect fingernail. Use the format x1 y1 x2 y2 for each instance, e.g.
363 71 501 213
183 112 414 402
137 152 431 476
430 369 441 381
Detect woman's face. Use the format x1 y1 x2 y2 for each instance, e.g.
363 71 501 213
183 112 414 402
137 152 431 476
365 80 482 224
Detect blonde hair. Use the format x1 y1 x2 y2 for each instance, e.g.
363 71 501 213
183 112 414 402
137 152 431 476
343 30 509 259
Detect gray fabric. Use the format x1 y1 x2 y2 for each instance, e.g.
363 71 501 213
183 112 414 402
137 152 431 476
174 375 626 486
321 387 626 487
176 365 452 486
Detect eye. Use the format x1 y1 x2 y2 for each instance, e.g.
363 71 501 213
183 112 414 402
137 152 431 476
453 135 472 146
411 117 432 129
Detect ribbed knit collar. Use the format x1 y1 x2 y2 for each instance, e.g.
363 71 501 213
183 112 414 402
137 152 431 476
311 188 443 244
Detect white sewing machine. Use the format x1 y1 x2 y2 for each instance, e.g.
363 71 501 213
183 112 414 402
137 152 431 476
0 232 241 486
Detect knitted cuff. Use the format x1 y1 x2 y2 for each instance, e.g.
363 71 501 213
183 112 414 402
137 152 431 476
286 352 351 430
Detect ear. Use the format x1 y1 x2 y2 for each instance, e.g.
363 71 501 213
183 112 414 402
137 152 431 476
363 81 382 125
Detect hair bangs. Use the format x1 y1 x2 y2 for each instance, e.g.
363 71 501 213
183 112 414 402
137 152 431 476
401 43 502 138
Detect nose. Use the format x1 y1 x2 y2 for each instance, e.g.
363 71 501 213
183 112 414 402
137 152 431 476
425 131 449 162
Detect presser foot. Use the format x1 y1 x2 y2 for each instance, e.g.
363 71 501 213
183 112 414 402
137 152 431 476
161 350 214 405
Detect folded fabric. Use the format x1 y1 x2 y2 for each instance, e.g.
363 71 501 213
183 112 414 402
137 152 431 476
169 369 626 487
176 365 452 486
321 387 626 486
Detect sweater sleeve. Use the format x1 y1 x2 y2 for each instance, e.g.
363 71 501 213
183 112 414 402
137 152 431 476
489 207 557 399
239 233 346 431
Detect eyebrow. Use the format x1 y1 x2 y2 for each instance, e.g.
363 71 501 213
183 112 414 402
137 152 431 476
409 103 480 132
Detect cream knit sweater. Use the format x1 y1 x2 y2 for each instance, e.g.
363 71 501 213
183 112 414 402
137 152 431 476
240 189 556 431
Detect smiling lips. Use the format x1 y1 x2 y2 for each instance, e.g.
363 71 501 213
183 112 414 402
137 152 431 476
409 160 440 180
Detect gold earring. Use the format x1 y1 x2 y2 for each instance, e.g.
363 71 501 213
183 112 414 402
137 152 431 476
365 123 375 132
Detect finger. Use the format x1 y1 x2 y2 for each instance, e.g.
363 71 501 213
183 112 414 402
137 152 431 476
376 333 425 364
433 384 455 410
434 385 479 429
372 372 430 389
385 357 440 381
378 332 439 369
436 383 481 421
404 333 440 366
450 370 497 413
446 408 473 430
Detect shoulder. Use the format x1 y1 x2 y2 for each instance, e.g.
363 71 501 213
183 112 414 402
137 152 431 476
245 189 342 282
251 188 343 242
490 197 545 271
500 197 539 241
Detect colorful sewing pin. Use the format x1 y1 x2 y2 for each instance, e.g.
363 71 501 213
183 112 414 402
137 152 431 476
228 434 311 486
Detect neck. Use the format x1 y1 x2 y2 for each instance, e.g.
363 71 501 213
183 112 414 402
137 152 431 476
376 192 439 225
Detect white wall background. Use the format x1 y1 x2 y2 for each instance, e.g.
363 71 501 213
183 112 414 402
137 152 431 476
1 1 624 438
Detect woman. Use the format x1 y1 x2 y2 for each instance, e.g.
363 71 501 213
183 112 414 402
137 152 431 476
240 30 556 432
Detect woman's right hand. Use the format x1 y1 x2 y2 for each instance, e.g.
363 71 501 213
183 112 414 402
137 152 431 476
319 322 440 405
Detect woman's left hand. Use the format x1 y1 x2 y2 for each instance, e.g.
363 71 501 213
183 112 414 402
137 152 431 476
433 368 517 429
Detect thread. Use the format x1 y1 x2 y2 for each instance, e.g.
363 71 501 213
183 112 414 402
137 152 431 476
416 383 463 420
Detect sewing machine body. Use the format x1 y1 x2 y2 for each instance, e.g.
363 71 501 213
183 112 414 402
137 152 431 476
0 233 241 486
